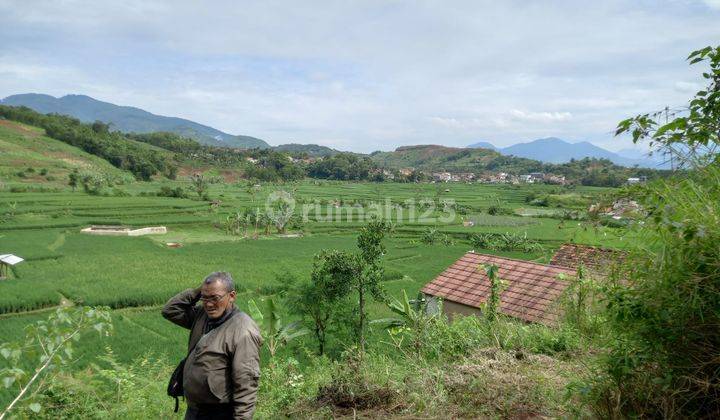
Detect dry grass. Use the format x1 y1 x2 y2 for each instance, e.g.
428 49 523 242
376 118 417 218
293 347 586 419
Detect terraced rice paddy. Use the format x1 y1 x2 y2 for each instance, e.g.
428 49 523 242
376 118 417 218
0 179 628 407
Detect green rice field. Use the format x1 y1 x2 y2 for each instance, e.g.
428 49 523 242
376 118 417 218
0 179 630 408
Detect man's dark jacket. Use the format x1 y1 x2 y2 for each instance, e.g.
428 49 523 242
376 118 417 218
162 288 263 419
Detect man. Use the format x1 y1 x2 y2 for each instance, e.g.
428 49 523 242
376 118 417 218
162 272 263 420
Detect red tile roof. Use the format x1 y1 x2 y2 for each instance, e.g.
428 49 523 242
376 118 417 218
421 251 575 325
550 243 627 275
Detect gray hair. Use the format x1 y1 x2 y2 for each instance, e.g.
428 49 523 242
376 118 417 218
203 271 235 292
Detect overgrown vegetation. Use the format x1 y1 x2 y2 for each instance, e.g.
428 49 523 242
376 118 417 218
583 45 720 418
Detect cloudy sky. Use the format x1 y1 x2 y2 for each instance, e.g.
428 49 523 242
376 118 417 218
1 0 719 153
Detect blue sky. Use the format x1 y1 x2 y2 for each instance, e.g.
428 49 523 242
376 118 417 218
1 0 719 153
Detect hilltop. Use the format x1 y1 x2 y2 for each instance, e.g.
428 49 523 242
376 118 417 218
370 144 504 172
1 93 270 149
273 143 340 157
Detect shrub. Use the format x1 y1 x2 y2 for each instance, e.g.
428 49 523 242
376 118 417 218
157 186 187 198
419 227 454 246
486 205 514 215
468 232 542 252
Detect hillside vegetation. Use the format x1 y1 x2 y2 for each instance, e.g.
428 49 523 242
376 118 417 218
0 105 176 181
1 93 269 149
0 120 132 186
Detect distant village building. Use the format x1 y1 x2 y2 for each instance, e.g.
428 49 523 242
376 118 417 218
626 176 647 185
245 157 258 164
519 174 534 183
544 174 567 185
455 172 476 182
432 172 452 182
399 168 414 177
421 251 575 325
607 198 643 219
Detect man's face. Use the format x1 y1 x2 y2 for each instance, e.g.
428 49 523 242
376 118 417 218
200 281 236 319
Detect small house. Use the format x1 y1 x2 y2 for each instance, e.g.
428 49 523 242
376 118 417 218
0 254 24 279
421 251 575 325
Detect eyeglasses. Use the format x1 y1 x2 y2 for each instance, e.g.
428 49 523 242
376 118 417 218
199 293 229 304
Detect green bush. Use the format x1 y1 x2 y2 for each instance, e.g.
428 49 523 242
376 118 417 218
157 186 187 198
468 231 542 252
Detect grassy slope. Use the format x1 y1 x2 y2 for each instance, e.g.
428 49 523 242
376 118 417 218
0 120 132 186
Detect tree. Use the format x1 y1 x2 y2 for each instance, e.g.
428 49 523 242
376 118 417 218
246 208 263 239
67 169 79 192
313 219 392 352
225 211 248 237
354 219 392 351
265 191 294 234
91 120 110 134
189 173 207 198
298 250 356 355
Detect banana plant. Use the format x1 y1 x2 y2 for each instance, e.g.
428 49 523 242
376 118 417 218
247 297 308 358
371 289 440 354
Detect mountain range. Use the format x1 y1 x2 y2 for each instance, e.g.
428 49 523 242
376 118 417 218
1 93 665 167
468 138 666 168
0 93 270 149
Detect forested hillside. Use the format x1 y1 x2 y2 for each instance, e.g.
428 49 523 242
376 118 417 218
1 94 270 149
0 105 176 181
0 119 132 186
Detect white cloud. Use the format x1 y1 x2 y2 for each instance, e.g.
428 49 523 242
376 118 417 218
508 110 572 123
1 0 719 152
674 81 703 93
